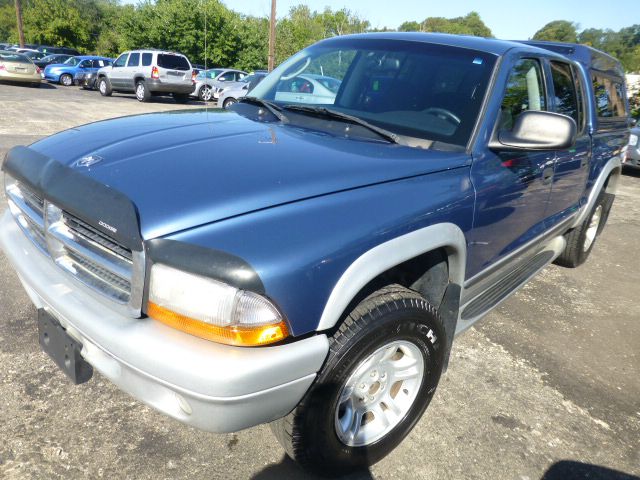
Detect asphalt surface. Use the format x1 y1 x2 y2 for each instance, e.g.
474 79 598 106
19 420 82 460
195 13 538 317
0 82 638 480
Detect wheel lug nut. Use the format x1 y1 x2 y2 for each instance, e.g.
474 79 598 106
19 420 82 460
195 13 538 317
360 383 366 389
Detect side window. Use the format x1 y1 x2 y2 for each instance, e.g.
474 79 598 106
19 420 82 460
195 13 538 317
127 53 140 67
79 60 92 68
113 54 128 68
499 59 546 131
141 53 152 67
592 73 626 118
550 61 580 127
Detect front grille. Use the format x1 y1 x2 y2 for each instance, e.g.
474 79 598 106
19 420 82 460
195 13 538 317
6 178 140 308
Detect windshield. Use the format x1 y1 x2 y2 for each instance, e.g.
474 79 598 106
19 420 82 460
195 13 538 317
250 38 497 148
198 68 222 79
64 57 80 66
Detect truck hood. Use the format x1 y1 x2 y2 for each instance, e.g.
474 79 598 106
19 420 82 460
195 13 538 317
29 109 470 239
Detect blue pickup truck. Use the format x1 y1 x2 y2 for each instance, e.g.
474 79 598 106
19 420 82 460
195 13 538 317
0 33 631 474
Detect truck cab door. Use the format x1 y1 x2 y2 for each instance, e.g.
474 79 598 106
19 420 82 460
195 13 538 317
544 60 590 226
467 56 555 279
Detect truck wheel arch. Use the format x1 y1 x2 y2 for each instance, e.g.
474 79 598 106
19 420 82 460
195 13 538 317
316 222 467 332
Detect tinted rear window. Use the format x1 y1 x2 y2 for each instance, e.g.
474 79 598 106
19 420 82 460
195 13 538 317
592 73 627 118
157 54 190 71
0 52 29 63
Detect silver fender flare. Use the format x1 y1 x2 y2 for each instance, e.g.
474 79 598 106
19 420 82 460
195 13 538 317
316 222 467 331
571 156 621 228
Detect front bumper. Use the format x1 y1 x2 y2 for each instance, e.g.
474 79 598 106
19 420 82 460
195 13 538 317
0 211 329 432
623 146 640 168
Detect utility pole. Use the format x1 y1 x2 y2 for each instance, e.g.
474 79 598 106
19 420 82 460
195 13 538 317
15 0 25 48
268 0 276 71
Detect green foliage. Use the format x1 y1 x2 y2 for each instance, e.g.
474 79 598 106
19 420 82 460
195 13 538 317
399 12 492 37
533 20 578 43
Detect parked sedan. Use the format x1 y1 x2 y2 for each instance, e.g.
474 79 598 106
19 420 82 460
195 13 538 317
0 50 42 87
33 54 73 70
192 68 247 101
44 56 112 86
217 72 267 109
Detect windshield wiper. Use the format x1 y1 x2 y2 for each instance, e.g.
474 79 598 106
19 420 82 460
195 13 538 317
282 105 401 144
238 96 286 122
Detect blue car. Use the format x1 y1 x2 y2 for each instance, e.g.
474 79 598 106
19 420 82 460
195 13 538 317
43 55 112 86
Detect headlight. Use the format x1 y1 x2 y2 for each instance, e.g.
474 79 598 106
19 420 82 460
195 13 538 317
147 263 289 347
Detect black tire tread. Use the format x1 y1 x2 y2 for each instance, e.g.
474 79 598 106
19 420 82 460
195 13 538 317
270 284 439 471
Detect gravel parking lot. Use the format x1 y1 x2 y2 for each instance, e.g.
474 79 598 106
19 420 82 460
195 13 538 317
0 82 638 480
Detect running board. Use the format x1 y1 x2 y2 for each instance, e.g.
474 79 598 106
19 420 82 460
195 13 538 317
459 236 566 324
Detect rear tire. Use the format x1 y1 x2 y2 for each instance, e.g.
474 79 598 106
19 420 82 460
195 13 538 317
555 190 614 268
59 74 72 86
135 80 151 102
98 77 112 96
270 284 445 476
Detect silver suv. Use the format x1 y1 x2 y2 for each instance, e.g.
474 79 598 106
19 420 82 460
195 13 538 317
97 49 195 103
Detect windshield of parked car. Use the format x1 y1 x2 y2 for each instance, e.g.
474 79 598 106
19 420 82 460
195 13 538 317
197 68 222 79
64 57 80 66
0 52 30 63
250 38 497 148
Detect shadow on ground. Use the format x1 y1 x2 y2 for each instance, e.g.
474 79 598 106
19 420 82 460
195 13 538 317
252 455 374 480
542 461 640 480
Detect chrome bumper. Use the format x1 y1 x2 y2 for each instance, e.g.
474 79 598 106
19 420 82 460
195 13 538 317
0 211 329 432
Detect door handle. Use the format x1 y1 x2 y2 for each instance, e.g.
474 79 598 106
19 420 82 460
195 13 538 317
542 166 554 185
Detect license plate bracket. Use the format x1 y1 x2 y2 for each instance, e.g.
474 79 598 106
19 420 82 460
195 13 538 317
37 309 93 384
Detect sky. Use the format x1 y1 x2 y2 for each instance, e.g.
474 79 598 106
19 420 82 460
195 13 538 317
220 0 638 39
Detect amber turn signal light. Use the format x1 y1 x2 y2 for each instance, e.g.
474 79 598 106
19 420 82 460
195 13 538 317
148 302 289 347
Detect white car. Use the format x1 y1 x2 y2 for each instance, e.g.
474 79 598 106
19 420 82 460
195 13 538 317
274 73 341 104
192 68 247 102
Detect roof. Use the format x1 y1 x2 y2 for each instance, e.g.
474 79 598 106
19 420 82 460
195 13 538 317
518 41 624 77
319 32 553 56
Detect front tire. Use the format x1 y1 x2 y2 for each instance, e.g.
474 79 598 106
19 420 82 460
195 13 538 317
198 85 212 101
98 77 112 96
59 74 73 86
135 80 151 102
223 97 237 109
271 285 445 476
555 190 614 268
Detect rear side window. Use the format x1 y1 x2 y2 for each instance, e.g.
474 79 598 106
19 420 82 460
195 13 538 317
141 53 152 66
499 58 546 131
550 61 582 129
127 53 140 67
157 54 190 71
592 73 627 118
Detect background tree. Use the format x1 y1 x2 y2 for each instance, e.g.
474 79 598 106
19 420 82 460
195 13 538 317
533 20 578 43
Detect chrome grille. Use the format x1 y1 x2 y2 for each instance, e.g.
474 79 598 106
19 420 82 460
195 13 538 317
5 177 143 311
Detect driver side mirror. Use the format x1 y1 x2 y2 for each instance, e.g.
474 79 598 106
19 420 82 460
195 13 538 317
489 111 577 151
242 84 249 90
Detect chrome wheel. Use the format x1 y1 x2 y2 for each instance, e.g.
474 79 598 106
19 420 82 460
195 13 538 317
99 79 106 94
200 86 212 102
335 340 424 447
223 98 236 109
583 204 603 252
136 83 145 100
61 74 72 86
